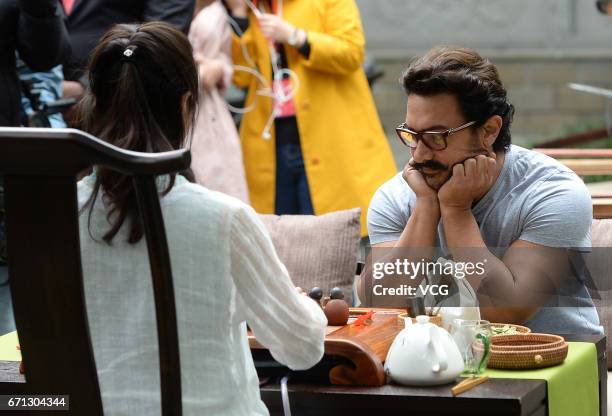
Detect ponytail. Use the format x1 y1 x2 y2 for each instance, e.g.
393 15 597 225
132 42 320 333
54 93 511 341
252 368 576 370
77 23 198 244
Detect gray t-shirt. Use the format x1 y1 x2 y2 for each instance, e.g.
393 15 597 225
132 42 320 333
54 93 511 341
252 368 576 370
368 145 603 335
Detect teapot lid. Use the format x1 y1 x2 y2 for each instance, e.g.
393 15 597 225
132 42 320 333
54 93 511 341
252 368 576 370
416 315 430 324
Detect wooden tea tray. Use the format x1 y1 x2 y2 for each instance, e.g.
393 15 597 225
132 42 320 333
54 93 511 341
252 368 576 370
248 308 403 386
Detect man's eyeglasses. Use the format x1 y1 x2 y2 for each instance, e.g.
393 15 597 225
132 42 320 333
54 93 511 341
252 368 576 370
395 121 477 151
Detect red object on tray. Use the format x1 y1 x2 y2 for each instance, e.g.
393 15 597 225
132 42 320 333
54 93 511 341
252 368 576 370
353 310 375 327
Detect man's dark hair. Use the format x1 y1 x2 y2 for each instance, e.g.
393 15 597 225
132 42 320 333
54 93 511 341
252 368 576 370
401 47 514 152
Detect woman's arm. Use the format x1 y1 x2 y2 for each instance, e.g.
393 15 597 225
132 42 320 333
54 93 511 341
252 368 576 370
230 205 327 370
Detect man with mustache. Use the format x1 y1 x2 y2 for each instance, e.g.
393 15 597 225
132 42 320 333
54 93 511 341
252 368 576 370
360 47 602 335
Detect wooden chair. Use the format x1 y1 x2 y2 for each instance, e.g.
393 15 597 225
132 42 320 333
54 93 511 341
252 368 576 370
0 127 189 415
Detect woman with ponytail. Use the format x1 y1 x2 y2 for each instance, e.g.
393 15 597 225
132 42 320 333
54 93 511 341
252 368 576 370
76 22 325 415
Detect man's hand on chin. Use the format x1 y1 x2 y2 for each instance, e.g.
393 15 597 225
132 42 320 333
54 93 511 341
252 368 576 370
403 159 438 202
438 155 496 212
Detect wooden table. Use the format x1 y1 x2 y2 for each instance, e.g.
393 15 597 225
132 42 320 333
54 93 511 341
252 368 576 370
255 334 607 416
0 336 606 416
260 378 547 416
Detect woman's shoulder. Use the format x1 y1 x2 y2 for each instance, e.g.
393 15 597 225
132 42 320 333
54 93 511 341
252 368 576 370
77 173 250 219
170 178 252 216
168 181 263 239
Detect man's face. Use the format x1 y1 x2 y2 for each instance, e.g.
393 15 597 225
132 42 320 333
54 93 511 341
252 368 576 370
404 93 490 190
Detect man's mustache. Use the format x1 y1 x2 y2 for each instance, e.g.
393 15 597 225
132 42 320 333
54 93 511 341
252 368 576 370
409 160 448 171
410 150 492 173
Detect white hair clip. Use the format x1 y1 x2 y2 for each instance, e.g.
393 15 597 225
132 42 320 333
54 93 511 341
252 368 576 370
123 48 134 58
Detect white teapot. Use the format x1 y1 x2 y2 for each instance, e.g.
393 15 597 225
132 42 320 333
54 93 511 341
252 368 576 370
384 315 464 386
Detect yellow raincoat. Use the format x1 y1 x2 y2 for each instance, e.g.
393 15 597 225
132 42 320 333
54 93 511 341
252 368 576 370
232 0 397 235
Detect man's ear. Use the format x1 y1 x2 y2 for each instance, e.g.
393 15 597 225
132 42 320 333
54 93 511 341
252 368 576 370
481 115 503 149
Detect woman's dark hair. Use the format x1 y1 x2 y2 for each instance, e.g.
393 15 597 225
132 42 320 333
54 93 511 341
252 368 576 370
77 22 199 244
401 47 514 152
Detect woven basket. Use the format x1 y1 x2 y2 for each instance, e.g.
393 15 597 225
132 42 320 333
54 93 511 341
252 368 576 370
485 333 568 369
488 323 531 336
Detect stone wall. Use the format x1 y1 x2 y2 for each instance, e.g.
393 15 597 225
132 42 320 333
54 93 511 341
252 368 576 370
356 0 612 55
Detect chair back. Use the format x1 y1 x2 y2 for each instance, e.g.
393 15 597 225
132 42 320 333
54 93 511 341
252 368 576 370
0 127 188 415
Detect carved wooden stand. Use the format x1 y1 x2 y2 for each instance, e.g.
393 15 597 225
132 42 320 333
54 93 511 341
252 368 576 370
249 309 403 386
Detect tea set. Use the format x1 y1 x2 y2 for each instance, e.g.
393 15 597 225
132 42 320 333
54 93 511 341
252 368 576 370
385 313 492 386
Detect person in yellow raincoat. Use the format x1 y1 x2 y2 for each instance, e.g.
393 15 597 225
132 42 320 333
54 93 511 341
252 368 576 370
226 0 396 235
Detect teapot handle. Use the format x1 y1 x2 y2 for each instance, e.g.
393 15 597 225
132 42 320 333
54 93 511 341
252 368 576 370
429 326 448 373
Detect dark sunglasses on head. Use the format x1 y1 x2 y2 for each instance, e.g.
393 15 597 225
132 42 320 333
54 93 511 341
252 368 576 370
395 121 476 151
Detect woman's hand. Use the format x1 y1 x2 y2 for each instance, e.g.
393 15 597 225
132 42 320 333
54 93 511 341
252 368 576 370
196 56 225 91
258 13 295 44
63 80 84 100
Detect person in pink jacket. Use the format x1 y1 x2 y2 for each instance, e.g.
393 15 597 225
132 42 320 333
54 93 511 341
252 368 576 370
188 0 250 203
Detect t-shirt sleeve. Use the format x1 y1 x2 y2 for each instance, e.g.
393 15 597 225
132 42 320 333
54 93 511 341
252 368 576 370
518 174 592 249
367 175 411 245
229 204 327 370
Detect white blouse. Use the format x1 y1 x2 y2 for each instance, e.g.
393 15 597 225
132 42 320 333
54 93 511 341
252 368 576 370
77 174 327 416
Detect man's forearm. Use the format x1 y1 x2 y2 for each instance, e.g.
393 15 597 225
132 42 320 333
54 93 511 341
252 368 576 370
440 206 537 323
397 197 440 249
358 197 440 305
440 207 483 249
441 207 496 291
381 197 441 265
